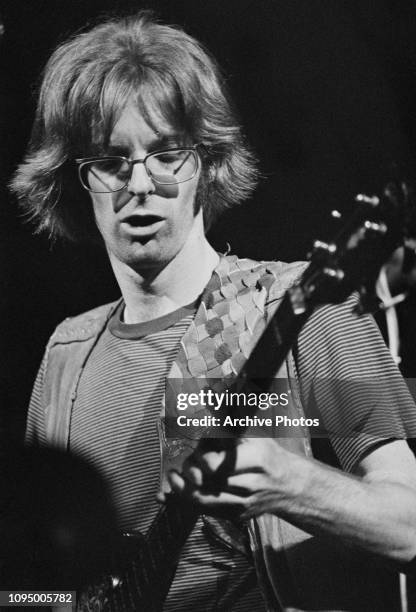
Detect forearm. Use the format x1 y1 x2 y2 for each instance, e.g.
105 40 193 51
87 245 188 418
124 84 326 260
171 437 416 567
263 450 416 566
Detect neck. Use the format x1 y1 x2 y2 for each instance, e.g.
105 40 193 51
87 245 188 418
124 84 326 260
110 232 220 324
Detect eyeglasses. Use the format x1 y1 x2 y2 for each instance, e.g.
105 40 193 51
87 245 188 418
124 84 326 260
75 146 200 193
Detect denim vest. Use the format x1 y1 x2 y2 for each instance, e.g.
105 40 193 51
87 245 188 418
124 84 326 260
29 256 398 611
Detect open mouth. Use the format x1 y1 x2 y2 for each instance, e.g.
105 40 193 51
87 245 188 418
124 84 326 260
123 214 164 227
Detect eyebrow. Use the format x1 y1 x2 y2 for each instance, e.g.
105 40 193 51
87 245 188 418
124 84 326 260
152 134 183 149
106 134 184 157
105 144 129 156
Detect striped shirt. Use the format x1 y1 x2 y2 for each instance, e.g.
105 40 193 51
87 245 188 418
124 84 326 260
69 301 264 611
295 293 416 471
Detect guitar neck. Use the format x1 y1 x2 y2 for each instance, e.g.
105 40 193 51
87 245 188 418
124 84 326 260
237 287 310 382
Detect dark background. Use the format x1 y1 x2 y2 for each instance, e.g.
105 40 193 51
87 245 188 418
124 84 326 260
2 0 416 441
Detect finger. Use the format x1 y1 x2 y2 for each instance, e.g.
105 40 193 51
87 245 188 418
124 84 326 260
221 472 265 495
190 486 271 521
168 469 217 499
156 490 166 503
168 469 188 494
190 488 251 511
170 466 263 497
169 466 224 498
181 463 204 487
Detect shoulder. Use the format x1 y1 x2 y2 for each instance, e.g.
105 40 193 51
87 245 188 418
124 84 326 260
47 299 121 347
297 292 384 358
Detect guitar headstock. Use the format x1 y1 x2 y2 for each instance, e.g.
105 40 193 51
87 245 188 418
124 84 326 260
299 179 416 313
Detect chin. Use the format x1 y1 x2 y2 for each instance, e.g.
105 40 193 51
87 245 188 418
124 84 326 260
123 244 175 273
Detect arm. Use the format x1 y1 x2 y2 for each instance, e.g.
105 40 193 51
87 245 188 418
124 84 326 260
168 296 416 568
168 437 416 567
25 354 47 447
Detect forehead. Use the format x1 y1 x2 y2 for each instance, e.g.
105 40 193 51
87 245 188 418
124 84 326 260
109 102 183 151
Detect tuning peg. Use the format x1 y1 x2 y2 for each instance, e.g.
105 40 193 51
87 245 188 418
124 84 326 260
312 240 337 253
364 220 387 235
355 194 380 207
322 267 344 281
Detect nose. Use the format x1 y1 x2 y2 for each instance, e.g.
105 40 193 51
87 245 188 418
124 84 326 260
127 161 155 196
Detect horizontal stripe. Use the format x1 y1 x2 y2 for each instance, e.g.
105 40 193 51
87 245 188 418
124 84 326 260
295 293 416 471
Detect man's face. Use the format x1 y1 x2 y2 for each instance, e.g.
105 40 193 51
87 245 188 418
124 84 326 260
88 103 202 273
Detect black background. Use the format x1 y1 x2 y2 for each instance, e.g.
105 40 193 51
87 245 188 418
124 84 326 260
2 0 416 441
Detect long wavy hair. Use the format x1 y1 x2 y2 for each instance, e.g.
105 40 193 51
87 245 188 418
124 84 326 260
10 11 259 242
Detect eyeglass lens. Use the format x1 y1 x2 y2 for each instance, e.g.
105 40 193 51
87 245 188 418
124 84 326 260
80 150 196 192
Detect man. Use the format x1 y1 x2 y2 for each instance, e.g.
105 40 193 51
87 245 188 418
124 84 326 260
10 11 416 611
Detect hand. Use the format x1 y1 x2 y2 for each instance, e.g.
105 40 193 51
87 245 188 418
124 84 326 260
165 438 416 565
167 437 300 519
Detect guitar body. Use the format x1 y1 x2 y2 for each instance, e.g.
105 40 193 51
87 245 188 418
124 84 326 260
78 498 198 612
